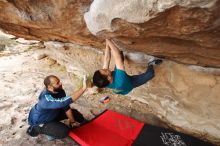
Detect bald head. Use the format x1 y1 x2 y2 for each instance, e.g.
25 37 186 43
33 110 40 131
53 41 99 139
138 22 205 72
44 75 59 89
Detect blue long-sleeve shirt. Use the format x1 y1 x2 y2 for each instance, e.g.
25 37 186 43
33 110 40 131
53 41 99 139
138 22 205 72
28 88 73 126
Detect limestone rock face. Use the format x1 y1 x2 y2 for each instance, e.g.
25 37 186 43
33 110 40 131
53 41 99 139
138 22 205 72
43 42 220 145
0 0 220 67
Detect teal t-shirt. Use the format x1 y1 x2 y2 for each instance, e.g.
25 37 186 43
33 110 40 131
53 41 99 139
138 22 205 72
107 68 133 95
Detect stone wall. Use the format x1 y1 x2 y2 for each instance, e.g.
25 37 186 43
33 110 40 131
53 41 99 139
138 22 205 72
43 41 220 145
0 0 220 67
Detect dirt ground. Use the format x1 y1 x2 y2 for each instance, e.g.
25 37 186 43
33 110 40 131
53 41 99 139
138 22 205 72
0 36 145 146
1 33 219 146
0 46 93 146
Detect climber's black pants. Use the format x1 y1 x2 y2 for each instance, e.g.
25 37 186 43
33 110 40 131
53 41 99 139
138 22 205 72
129 65 155 88
27 109 86 139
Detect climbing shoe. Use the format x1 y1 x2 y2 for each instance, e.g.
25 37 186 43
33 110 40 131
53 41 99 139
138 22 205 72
148 59 163 66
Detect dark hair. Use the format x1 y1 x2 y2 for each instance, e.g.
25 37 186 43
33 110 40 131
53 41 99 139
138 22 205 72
93 70 110 88
44 75 57 88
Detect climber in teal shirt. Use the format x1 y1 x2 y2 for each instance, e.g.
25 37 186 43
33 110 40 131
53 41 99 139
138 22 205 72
93 39 162 95
107 67 133 95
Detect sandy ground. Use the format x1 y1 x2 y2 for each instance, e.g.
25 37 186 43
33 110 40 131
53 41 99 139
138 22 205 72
1 33 219 145
0 35 144 146
0 47 93 146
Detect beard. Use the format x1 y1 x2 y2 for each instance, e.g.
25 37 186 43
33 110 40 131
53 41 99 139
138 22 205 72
53 85 63 92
